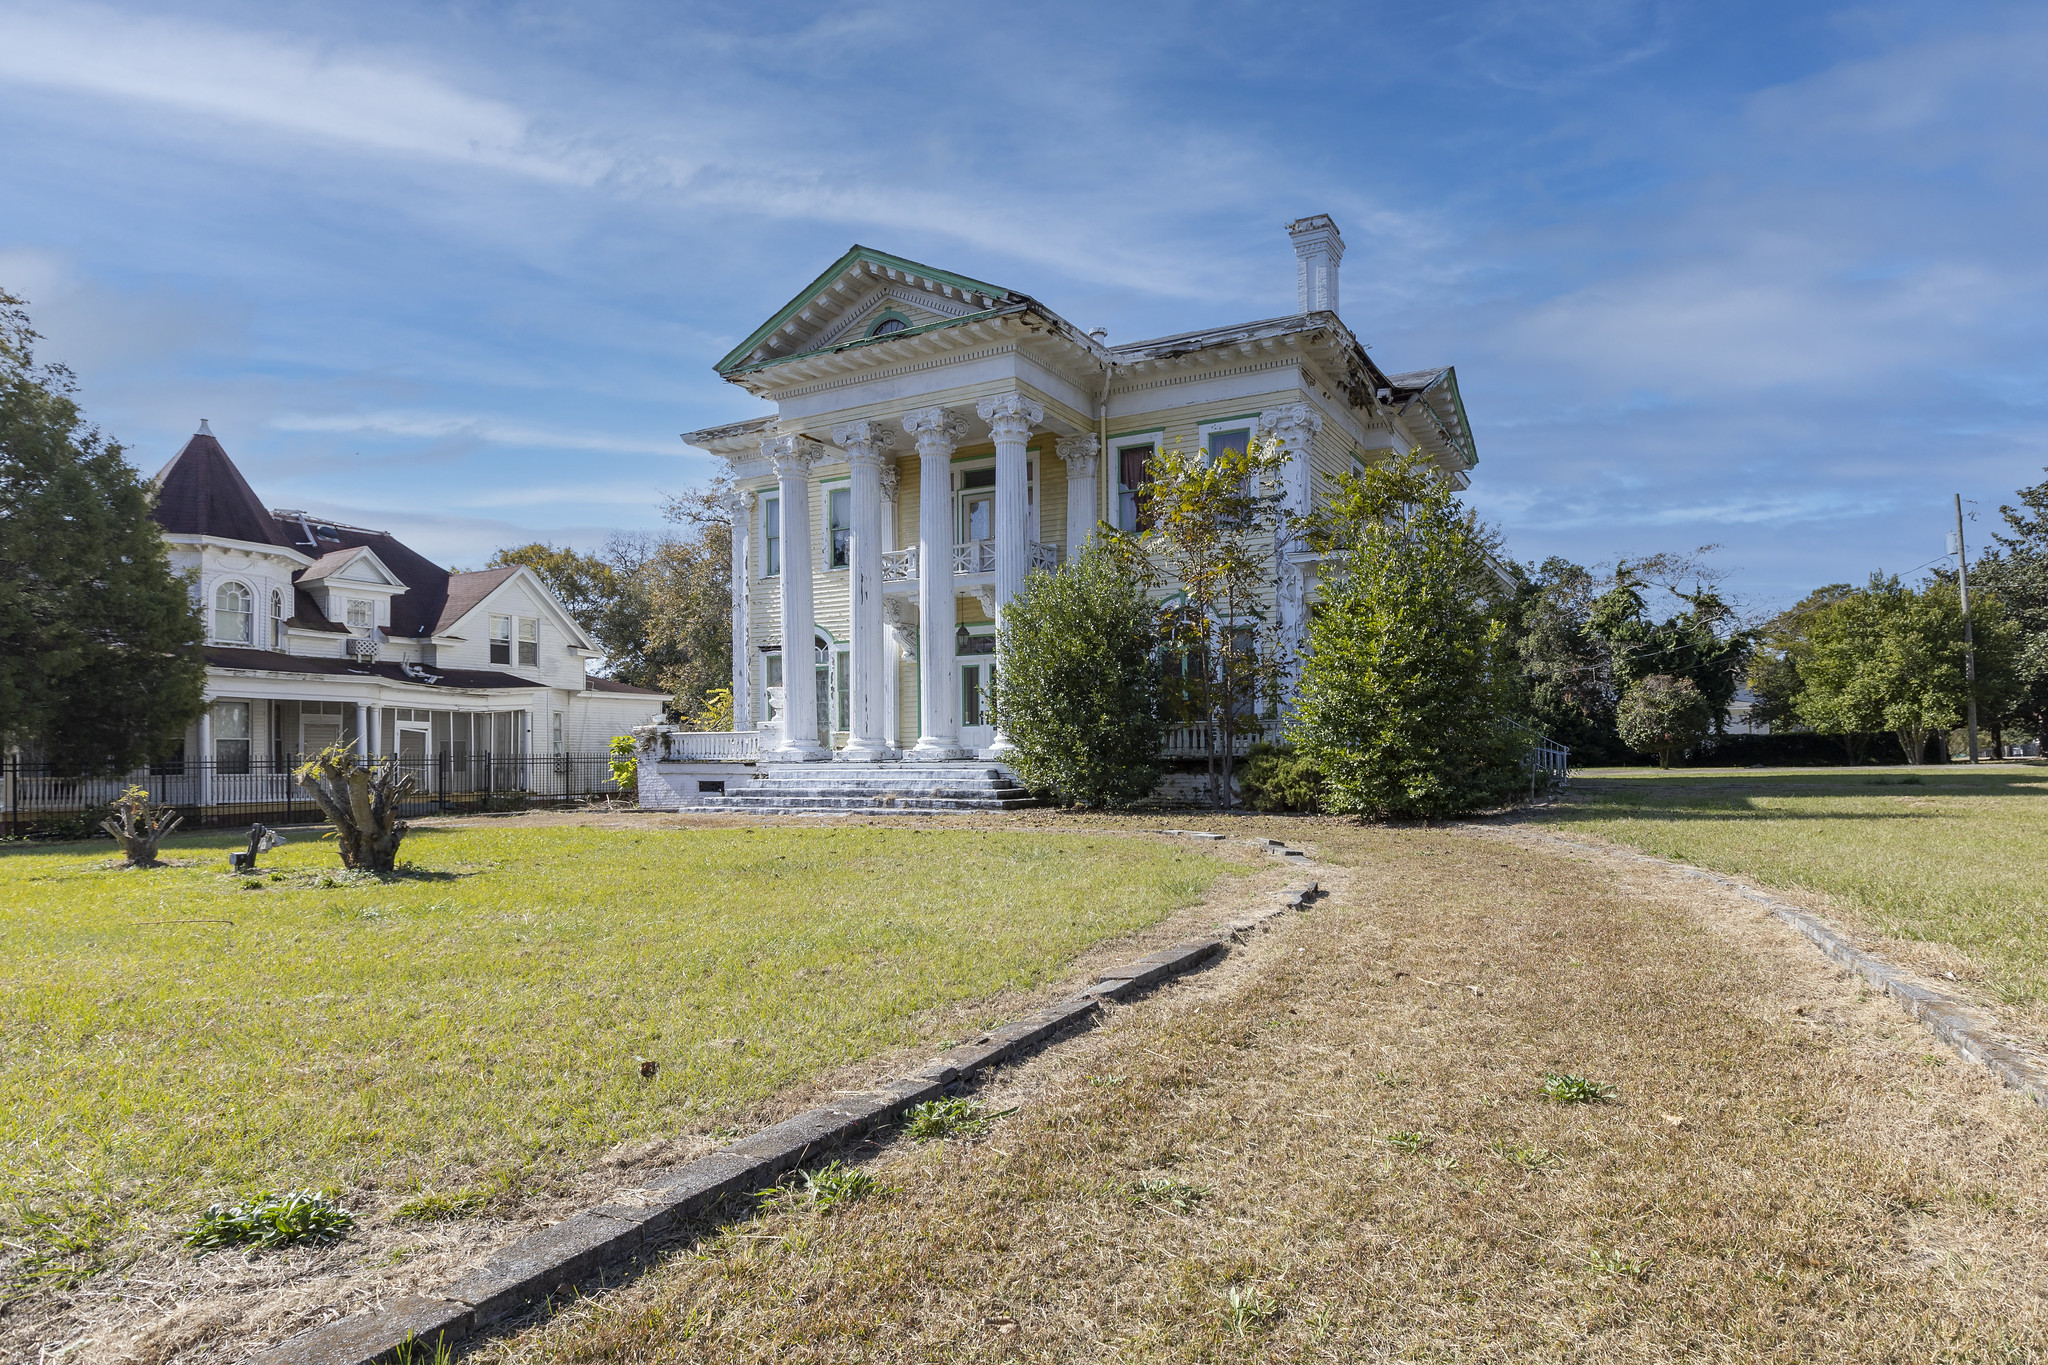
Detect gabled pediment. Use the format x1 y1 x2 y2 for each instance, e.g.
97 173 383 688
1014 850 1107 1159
298 545 406 591
716 246 1015 375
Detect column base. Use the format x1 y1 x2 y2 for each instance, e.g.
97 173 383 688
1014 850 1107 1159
907 737 971 762
834 740 899 763
772 741 834 763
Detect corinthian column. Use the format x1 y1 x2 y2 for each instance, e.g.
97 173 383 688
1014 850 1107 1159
1255 403 1325 715
902 406 969 761
1255 402 1324 520
1055 434 1100 555
976 393 1043 620
725 488 754 731
831 421 896 762
764 433 829 761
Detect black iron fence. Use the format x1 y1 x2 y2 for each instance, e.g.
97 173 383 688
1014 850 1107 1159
1 753 625 837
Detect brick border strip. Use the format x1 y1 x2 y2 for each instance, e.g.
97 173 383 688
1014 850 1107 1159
251 878 1322 1364
1491 826 2048 1106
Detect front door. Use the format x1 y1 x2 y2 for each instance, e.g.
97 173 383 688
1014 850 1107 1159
398 727 428 788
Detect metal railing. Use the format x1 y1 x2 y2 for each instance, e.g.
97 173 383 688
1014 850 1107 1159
1512 721 1570 797
1 753 625 835
652 731 761 761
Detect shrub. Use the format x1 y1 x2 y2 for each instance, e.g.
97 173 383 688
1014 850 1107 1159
1292 453 1528 819
1616 674 1713 768
1236 744 1324 813
989 544 1164 806
607 733 640 792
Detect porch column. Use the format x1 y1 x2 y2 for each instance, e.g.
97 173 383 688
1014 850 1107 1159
197 706 214 809
903 406 968 761
765 434 830 760
1056 434 1100 554
727 489 754 732
880 461 903 751
356 702 371 760
1255 403 1325 711
833 421 896 762
977 393 1043 619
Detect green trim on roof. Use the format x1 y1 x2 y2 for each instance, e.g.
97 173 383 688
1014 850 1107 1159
715 246 1014 375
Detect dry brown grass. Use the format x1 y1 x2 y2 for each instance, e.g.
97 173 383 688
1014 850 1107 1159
477 816 2048 1364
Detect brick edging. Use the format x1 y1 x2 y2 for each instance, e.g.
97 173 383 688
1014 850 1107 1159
1486 825 2048 1107
248 859 1323 1364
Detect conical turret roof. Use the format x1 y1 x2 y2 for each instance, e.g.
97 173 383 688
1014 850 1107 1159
150 423 296 548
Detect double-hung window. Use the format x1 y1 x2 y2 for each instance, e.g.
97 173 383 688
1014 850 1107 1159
763 495 781 576
212 700 251 774
1203 425 1256 522
518 618 537 667
1117 444 1157 531
213 582 253 643
828 486 852 568
490 615 512 665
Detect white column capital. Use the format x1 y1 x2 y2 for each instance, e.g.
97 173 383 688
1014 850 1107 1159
902 406 967 453
1055 433 1100 479
762 432 825 477
832 421 896 463
976 392 1044 442
1256 402 1323 447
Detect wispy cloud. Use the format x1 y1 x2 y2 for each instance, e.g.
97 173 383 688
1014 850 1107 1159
270 411 685 458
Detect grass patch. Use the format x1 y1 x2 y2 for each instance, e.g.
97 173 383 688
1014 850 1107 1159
1539 765 2048 1003
183 1189 354 1252
0 821 1232 1280
1537 1072 1614 1104
756 1161 885 1214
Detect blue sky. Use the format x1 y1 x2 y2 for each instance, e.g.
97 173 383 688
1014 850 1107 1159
3 1 2044 611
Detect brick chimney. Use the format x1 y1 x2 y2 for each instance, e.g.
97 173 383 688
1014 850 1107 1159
1287 215 1344 317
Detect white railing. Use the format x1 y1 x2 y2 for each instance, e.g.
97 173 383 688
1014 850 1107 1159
880 547 918 582
1030 541 1064 573
953 540 997 574
1512 721 1569 796
1161 723 1267 758
657 730 761 761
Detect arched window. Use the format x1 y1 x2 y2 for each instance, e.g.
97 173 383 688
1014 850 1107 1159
214 581 253 643
868 315 908 337
270 590 286 649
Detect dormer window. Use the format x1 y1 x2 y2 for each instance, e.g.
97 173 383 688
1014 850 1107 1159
346 599 373 629
213 581 253 643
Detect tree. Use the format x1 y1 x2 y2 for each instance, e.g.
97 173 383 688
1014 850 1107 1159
488 486 732 718
294 744 413 873
1109 434 1294 808
0 290 205 772
987 543 1164 806
1290 452 1528 819
1794 575 2020 764
1505 557 1628 764
1745 583 1865 759
1588 555 1753 733
1616 674 1713 768
1975 468 2048 751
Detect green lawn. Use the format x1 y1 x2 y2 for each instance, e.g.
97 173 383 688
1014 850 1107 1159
0 821 1232 1293
1535 764 2048 1004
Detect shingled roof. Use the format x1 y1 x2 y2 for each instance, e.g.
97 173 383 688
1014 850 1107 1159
150 422 297 548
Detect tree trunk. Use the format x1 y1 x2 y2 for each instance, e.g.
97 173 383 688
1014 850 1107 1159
100 785 181 867
294 744 414 873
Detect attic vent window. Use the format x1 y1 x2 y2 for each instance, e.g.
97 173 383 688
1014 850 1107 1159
869 317 907 337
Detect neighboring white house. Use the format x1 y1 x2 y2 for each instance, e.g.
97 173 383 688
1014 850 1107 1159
148 422 664 790
645 215 1483 810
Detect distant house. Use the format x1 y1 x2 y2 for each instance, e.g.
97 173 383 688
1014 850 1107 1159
149 423 663 782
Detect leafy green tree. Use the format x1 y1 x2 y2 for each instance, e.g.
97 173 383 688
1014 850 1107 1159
1505 557 1629 764
1975 468 2048 750
987 544 1163 806
0 290 204 772
1108 434 1295 808
489 485 732 718
1290 452 1527 819
1616 673 1714 767
1794 575 2020 763
1744 583 1866 759
1588 558 1753 732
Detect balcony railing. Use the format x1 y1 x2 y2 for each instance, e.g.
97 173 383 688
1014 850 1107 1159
878 542 1065 581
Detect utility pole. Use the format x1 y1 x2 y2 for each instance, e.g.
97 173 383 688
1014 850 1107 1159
1952 494 1980 763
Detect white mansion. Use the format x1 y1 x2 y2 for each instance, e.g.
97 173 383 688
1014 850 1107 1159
649 216 1478 808
146 425 662 802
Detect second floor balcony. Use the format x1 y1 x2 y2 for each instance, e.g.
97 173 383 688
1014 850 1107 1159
879 541 1062 586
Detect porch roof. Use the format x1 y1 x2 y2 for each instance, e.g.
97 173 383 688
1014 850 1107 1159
203 646 542 692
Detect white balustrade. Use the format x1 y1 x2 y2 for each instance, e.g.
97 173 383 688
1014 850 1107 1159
1160 723 1267 758
1029 541 1064 574
660 730 761 761
880 547 918 582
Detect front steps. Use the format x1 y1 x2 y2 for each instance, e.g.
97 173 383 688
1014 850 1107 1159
674 761 1039 814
